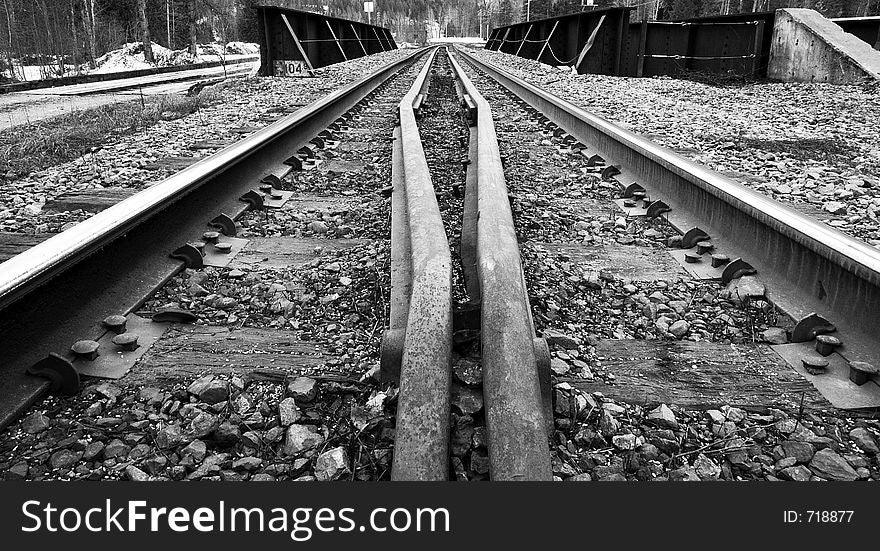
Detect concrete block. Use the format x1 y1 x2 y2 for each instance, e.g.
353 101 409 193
768 8 880 84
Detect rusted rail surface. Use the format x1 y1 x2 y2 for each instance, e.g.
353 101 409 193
457 47 880 374
383 47 454 481
447 49 552 481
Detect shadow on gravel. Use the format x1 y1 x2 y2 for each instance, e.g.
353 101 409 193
739 137 851 162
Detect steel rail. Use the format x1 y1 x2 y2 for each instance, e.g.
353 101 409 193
447 49 552 481
387 46 454 481
0 48 429 431
458 48 880 369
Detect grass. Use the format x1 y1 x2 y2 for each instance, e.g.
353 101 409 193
0 87 224 179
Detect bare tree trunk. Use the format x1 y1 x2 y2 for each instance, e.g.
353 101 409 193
189 0 198 56
2 0 16 80
35 0 56 76
69 0 80 73
138 0 154 63
82 0 96 68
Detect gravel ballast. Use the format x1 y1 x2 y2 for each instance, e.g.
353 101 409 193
465 48 880 248
0 49 413 235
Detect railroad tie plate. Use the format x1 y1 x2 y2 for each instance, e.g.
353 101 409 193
74 315 170 379
668 248 727 280
771 342 880 409
262 190 294 209
612 198 649 217
203 237 249 267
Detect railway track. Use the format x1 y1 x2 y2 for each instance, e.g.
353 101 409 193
1 45 878 482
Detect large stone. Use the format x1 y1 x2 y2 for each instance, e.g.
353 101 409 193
187 412 219 439
287 377 318 403
143 456 168 475
156 424 188 449
470 450 490 475
103 439 131 459
808 449 858 481
232 456 263 472
647 403 678 429
138 387 165 406
125 465 150 481
781 440 815 464
668 320 690 339
550 358 570 376
284 424 324 455
83 441 105 461
451 418 475 457
778 465 812 481
669 467 701 482
544 330 581 350
182 439 207 462
214 422 241 446
195 379 229 404
278 398 302 427
726 275 766 305
49 449 81 470
598 410 620 437
315 447 349 481
187 375 216 398
693 453 721 479
761 327 788 344
451 383 483 415
6 461 29 480
612 434 637 450
849 427 879 454
22 412 50 434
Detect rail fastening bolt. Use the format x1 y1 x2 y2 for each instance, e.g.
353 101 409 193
815 334 841 356
203 231 220 243
215 242 233 253
848 361 878 386
111 332 139 352
711 254 730 268
623 199 636 208
684 252 701 263
696 241 714 255
102 315 127 334
802 355 829 375
71 340 100 361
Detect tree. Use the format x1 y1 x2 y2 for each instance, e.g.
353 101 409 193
498 0 514 25
137 0 154 62
188 0 197 55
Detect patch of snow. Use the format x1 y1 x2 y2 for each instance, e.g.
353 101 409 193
86 41 259 75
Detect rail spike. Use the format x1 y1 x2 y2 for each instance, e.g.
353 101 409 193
623 182 646 198
791 312 837 343
681 227 711 249
170 243 205 269
209 213 236 237
239 190 265 210
27 354 79 396
720 258 757 285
